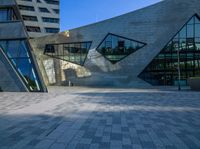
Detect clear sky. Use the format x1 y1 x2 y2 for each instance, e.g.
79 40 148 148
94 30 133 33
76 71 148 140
60 0 162 31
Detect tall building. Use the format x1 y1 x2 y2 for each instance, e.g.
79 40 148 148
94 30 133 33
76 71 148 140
16 0 60 38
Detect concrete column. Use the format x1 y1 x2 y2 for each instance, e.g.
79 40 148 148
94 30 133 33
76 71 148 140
54 59 62 85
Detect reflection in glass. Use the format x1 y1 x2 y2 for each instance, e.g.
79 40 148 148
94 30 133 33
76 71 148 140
44 42 92 66
0 8 17 21
139 15 200 86
0 40 41 91
96 33 146 64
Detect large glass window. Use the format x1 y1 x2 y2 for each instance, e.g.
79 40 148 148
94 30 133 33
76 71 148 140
139 15 200 86
0 40 42 91
96 33 146 64
44 42 92 66
0 8 17 21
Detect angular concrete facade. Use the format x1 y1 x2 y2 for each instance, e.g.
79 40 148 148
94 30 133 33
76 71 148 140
0 0 47 92
30 0 200 88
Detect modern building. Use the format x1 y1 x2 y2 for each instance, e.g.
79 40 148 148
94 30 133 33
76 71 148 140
1 0 200 92
16 0 60 38
30 0 200 88
0 0 47 92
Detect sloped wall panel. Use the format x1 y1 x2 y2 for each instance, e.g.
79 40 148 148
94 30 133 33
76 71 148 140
0 49 27 92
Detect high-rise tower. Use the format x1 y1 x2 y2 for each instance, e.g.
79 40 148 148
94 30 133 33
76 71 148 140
16 0 60 38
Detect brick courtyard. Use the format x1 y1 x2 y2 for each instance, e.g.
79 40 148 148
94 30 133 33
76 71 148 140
0 87 200 149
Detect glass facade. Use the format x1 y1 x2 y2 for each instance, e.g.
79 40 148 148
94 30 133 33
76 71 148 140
139 15 200 86
0 40 42 91
0 8 17 21
0 6 46 92
96 33 146 64
44 42 92 66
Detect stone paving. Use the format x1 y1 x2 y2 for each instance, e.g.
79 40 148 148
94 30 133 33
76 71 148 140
0 87 200 149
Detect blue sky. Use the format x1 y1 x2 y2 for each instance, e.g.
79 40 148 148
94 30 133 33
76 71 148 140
60 0 162 31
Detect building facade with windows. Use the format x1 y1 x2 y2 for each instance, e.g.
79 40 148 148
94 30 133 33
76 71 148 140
0 0 47 92
1 0 200 91
16 0 60 38
30 0 200 88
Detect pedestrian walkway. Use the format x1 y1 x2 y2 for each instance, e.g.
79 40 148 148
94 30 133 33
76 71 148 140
0 87 200 149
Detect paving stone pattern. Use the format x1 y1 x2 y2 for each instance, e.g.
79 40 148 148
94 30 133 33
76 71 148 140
0 87 200 149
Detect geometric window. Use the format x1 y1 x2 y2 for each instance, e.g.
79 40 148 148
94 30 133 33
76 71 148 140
96 33 146 64
0 40 43 91
44 41 92 66
139 14 200 86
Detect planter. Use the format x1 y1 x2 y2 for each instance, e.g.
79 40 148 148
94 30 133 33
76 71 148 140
188 78 200 91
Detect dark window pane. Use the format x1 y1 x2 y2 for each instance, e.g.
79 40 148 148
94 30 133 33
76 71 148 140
6 41 29 58
188 17 194 25
187 24 194 38
42 17 59 23
195 38 200 50
179 26 186 38
195 16 200 24
195 24 200 37
0 8 17 21
39 7 50 13
17 58 31 77
26 26 41 32
22 15 38 21
17 58 38 91
18 5 35 11
44 0 59 5
45 27 59 33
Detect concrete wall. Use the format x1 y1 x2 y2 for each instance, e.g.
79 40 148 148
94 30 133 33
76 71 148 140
30 0 200 87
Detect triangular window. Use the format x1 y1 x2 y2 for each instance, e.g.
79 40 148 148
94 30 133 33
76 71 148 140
44 42 92 66
139 15 200 86
0 40 42 91
96 33 146 64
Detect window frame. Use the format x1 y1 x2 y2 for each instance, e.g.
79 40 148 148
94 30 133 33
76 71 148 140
0 38 45 92
138 13 200 86
44 41 92 66
96 33 147 64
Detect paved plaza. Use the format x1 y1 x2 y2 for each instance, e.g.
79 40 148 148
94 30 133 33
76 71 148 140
0 87 200 149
